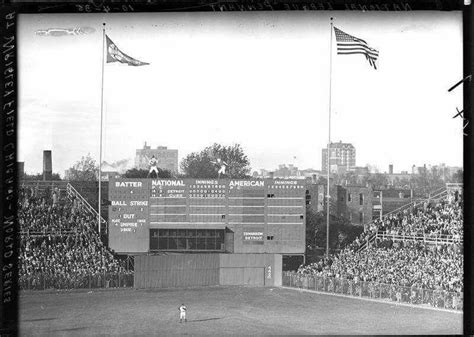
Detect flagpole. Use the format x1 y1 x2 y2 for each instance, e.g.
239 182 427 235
326 17 334 258
99 22 106 236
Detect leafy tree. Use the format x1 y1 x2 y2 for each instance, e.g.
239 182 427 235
123 168 172 178
366 173 389 189
343 171 358 185
180 143 251 179
408 169 445 197
452 169 463 183
65 154 99 181
305 209 363 264
395 177 411 189
316 176 327 185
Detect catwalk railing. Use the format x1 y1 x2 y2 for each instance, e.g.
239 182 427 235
282 272 462 311
19 272 134 290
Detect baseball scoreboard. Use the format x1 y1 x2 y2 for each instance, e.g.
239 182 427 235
109 178 306 254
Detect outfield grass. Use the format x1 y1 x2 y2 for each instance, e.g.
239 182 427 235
20 286 462 335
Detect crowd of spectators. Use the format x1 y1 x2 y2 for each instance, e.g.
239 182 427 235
348 191 463 251
371 194 463 239
298 191 463 294
19 186 130 288
298 243 463 293
19 186 96 234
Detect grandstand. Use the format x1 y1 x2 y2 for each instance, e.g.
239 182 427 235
18 182 132 290
290 185 463 310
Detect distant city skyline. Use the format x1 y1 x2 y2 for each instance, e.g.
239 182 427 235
18 12 463 176
23 140 462 177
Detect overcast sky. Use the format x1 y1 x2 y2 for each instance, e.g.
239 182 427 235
18 11 463 176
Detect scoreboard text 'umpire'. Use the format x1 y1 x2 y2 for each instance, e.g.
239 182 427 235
109 179 306 254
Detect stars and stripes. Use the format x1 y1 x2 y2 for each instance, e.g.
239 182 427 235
106 35 149 66
334 27 379 69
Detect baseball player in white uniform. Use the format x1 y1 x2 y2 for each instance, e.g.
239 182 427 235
179 304 187 323
211 158 228 178
147 155 159 178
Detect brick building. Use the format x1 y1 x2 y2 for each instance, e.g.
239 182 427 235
321 141 356 173
135 142 178 173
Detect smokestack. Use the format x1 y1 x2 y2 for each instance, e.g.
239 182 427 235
43 150 52 181
18 162 24 180
389 164 393 175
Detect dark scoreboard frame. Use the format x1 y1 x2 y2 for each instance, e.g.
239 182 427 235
109 178 306 254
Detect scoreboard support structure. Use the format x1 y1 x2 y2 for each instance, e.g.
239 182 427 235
134 253 283 288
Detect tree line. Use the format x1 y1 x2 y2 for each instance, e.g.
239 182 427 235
38 143 251 181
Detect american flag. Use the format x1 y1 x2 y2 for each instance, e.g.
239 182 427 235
334 27 379 70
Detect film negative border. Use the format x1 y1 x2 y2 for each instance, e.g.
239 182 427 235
7 0 466 13
0 6 18 337
0 0 472 335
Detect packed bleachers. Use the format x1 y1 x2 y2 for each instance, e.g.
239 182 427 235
298 191 463 295
19 186 97 234
371 192 462 239
19 186 131 289
298 243 462 293
348 190 462 252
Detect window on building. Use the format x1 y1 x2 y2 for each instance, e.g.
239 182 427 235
359 212 363 224
348 193 352 202
359 193 364 205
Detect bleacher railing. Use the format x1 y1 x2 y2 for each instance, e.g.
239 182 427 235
355 232 377 252
356 187 449 253
381 187 447 221
20 230 78 237
446 183 463 190
375 231 463 245
19 272 133 290
66 183 107 229
21 180 68 199
283 272 462 311
356 230 462 252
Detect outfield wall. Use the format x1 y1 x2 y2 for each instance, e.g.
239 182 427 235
134 254 282 288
